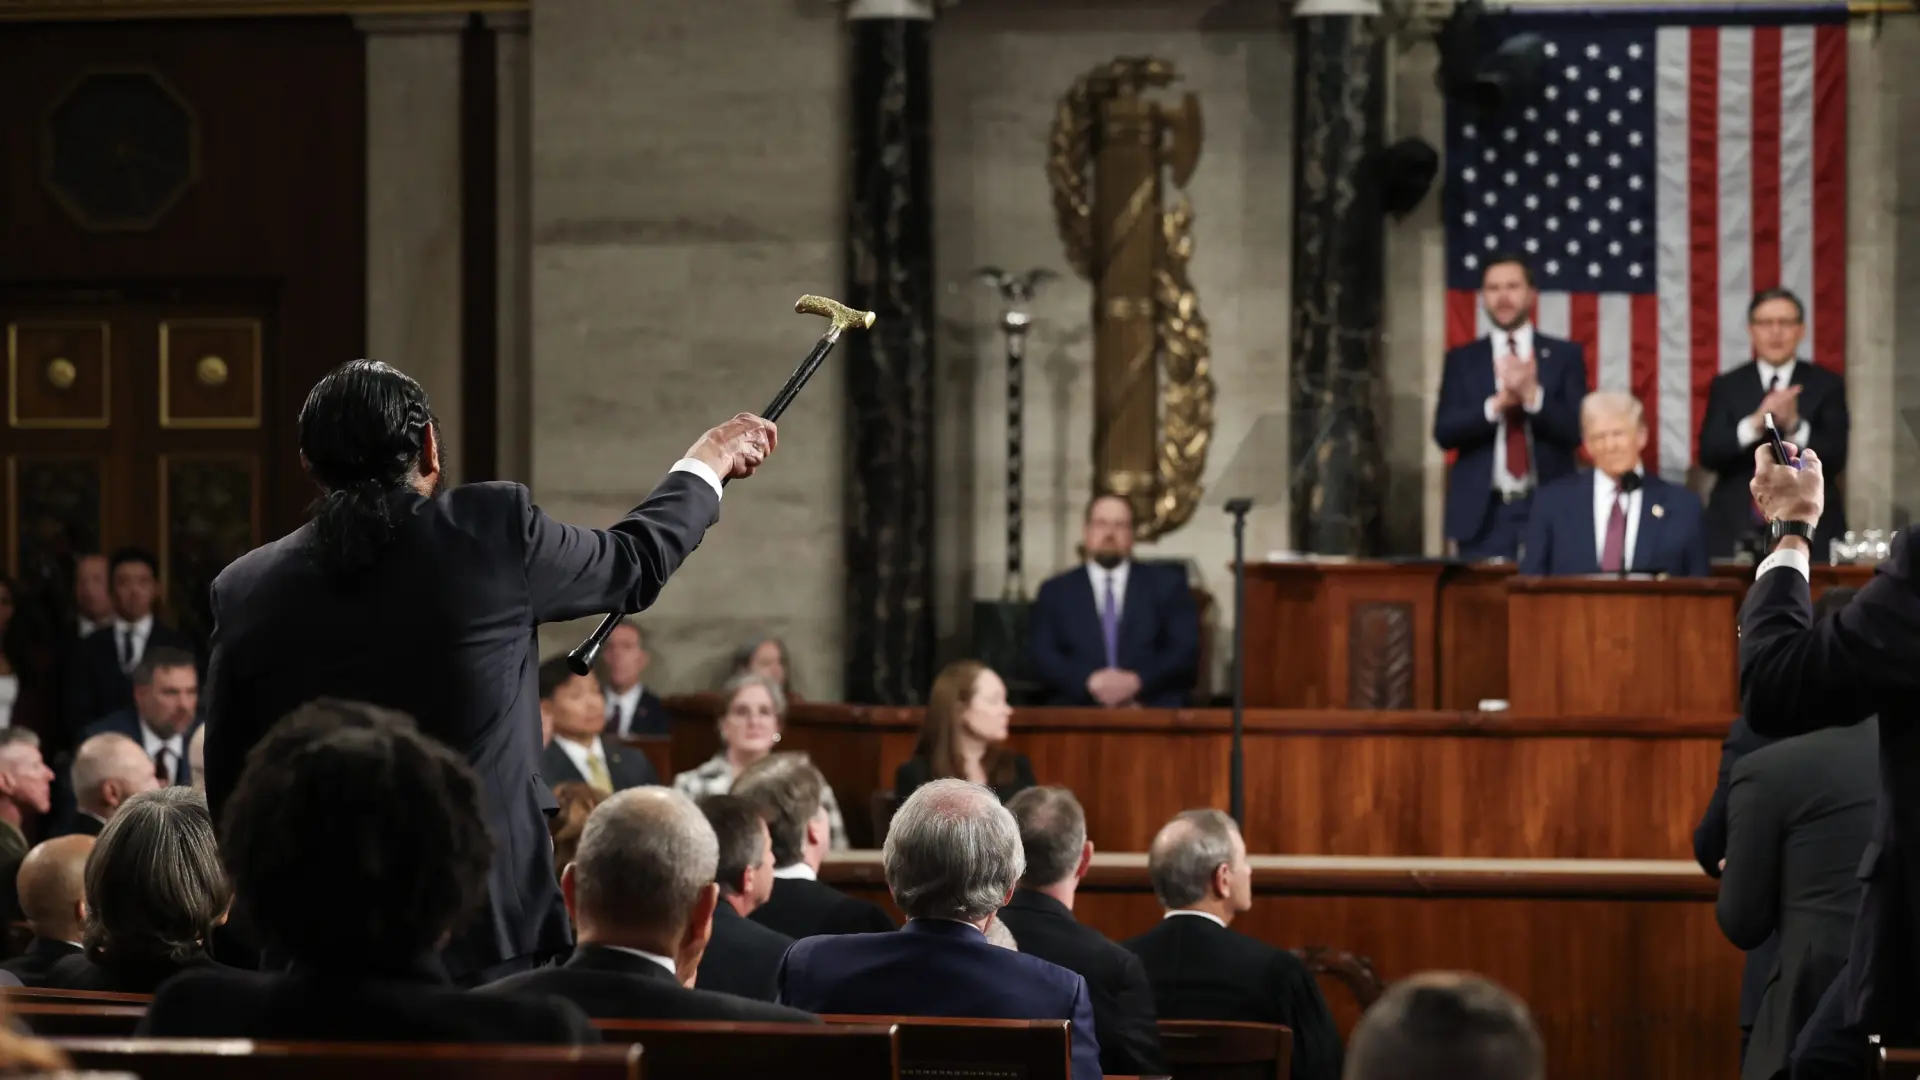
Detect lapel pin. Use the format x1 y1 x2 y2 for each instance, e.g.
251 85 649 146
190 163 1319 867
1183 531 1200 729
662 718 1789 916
1651 503 1665 518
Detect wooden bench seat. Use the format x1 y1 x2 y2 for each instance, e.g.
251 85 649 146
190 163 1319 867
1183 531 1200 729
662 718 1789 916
593 1019 898 1079
10 1001 144 1036
1158 1020 1291 1080
819 1014 1071 1080
48 1038 641 1079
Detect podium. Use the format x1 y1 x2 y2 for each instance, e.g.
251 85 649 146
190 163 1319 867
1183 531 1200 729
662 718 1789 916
1506 576 1745 715
1242 561 1448 708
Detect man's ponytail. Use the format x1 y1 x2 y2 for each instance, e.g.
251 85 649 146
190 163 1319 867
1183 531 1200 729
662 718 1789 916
298 360 437 583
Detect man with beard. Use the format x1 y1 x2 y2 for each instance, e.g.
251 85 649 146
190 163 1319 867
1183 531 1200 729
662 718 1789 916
202 359 776 986
1028 494 1197 708
1433 254 1589 561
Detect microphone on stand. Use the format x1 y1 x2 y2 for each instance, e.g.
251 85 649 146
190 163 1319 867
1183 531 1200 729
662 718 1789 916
1615 472 1643 580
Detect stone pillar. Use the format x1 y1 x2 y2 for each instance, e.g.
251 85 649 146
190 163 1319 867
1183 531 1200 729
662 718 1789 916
357 13 466 483
1287 0 1388 555
489 10 532 488
844 0 936 704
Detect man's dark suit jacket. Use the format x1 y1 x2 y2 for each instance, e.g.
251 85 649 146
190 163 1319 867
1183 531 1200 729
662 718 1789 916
202 473 720 982
46 952 220 995
1718 719 1877 1080
997 890 1165 1077
1740 532 1920 1040
1432 333 1587 546
749 875 895 940
776 918 1102 1080
696 903 793 1002
1027 561 1198 708
1517 469 1709 577
1698 359 1849 559
1694 715 1781 1039
608 687 668 738
1125 915 1343 1080
483 943 814 1023
0 938 80 987
539 738 659 793
142 956 596 1043
62 621 195 739
82 709 199 786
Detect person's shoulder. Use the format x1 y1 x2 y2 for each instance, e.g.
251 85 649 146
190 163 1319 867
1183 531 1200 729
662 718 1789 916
1708 360 1756 387
211 527 309 589
81 709 136 741
1443 338 1487 365
1536 332 1582 357
1801 359 1845 387
147 964 273 1021
997 946 1091 1001
1033 567 1082 599
435 481 535 531
1534 469 1590 504
685 985 817 1023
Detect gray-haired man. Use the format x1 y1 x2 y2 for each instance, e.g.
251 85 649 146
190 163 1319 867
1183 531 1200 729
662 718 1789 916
776 779 1103 1080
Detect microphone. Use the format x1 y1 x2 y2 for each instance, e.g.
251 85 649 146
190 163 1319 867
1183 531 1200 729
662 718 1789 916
1614 472 1643 579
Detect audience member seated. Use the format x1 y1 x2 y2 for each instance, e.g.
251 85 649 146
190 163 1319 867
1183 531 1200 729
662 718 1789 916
143 699 594 1043
81 648 199 786
1028 494 1198 708
776 778 1101 1080
63 547 194 733
598 622 667 737
1344 972 1543 1080
484 786 814 1023
64 732 162 837
1125 809 1342 1080
893 660 1035 807
1 835 91 986
732 752 892 939
675 674 847 850
1000 787 1164 1078
694 793 792 1001
732 634 800 701
549 781 609 876
538 656 658 795
1519 391 1708 577
46 787 228 994
0 730 55 921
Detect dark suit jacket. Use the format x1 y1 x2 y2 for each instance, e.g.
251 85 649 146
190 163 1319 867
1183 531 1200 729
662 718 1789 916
997 890 1165 1077
202 473 720 981
1125 915 1343 1080
1028 561 1198 708
1739 532 1920 1038
484 943 814 1023
1432 333 1587 544
607 687 668 738
1697 359 1849 559
539 737 659 793
696 903 793 1002
46 952 220 996
81 709 199 786
1694 715 1781 1033
749 875 896 940
777 918 1101 1080
893 753 1036 807
143 956 597 1043
62 622 195 739
1518 470 1709 577
0 938 80 987
1718 719 1876 1080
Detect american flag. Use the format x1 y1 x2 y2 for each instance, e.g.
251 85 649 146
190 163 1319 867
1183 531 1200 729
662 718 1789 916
1444 12 1849 481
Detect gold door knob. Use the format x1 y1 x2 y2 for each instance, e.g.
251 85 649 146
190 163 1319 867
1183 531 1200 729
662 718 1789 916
195 355 228 387
44 358 75 391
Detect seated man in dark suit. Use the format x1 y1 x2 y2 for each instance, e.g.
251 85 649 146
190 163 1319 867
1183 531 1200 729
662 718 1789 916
1519 391 1707 577
1125 810 1343 1080
694 794 793 1001
80 648 200 787
537 656 657 795
63 547 195 737
776 779 1102 1080
142 699 595 1043
1028 494 1198 708
733 752 894 939
0 836 90 986
1345 972 1543 1080
1000 787 1164 1078
64 733 162 837
485 786 813 1022
598 622 668 738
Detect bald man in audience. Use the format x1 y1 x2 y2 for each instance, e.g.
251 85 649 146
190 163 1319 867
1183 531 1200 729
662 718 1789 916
1343 972 1543 1080
1126 809 1342 1080
1 836 91 985
66 733 163 836
483 786 814 1022
693 794 793 1002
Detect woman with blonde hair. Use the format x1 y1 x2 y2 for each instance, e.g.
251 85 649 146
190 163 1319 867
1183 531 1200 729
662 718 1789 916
892 660 1035 804
673 672 846 849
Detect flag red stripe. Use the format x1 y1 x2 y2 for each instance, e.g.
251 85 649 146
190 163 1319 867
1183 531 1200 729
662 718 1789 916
1632 294 1662 472
1750 27 1782 292
1446 290 1478 351
1811 23 1847 372
1689 28 1722 478
1569 294 1601 393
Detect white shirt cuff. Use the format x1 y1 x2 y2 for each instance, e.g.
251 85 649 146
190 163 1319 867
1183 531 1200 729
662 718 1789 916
670 458 724 500
1736 414 1763 449
1483 396 1501 424
1755 545 1811 583
1523 384 1544 414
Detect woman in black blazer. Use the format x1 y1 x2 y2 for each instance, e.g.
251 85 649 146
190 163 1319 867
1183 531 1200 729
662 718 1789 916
893 660 1035 807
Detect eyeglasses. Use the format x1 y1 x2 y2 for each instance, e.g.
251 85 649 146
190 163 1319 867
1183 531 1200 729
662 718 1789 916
1750 318 1802 330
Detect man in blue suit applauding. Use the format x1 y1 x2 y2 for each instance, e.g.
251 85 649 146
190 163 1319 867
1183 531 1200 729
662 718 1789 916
1519 391 1708 578
1434 255 1589 560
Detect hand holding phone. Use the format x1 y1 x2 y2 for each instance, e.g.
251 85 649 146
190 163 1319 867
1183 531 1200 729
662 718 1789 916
1764 413 1801 470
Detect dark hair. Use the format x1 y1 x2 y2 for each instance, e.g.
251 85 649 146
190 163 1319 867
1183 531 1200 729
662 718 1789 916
914 660 1017 790
131 646 196 687
219 698 492 970
83 787 230 972
1748 288 1805 323
299 360 438 581
107 547 158 579
732 752 824 869
699 793 769 895
1814 586 1859 623
1008 786 1087 888
1482 253 1534 287
1346 972 1543 1080
538 656 579 701
1083 492 1134 527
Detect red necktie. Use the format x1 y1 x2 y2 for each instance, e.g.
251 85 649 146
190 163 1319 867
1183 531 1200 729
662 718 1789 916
1600 495 1628 571
1502 337 1530 478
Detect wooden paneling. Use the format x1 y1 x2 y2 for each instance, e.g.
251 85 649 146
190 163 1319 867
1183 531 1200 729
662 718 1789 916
1437 564 1512 707
1241 563 1445 709
158 317 261 428
7 321 109 428
1507 577 1742 715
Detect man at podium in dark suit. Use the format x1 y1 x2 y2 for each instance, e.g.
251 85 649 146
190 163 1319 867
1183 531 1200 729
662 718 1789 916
1519 391 1708 578
1027 494 1197 709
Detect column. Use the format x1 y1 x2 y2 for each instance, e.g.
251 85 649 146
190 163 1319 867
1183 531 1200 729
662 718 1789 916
357 13 466 483
1288 0 1388 555
844 0 936 704
489 10 533 487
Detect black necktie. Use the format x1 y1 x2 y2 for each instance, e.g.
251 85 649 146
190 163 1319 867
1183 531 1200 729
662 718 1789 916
153 746 172 784
119 629 133 670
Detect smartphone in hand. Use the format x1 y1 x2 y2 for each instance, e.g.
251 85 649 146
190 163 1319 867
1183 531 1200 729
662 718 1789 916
1764 412 1798 469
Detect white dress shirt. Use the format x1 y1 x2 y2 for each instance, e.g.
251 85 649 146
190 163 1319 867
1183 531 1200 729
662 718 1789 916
113 614 154 673
77 616 103 639
1085 560 1131 625
1734 359 1813 450
139 719 186 782
1592 468 1646 571
0 674 17 731
772 862 817 881
1163 909 1228 928
554 734 611 784
670 458 724 500
603 944 678 977
605 684 644 736
1480 324 1548 497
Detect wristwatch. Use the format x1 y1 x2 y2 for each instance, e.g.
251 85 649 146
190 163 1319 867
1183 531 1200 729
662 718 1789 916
1767 519 1815 546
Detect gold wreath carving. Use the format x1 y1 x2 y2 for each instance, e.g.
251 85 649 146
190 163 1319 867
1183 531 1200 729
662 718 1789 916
195 354 228 387
44 357 76 391
1046 58 1214 541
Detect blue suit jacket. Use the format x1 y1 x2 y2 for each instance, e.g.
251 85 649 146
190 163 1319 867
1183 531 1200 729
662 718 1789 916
1433 334 1588 543
776 919 1102 1080
1027 561 1198 708
1518 470 1709 577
